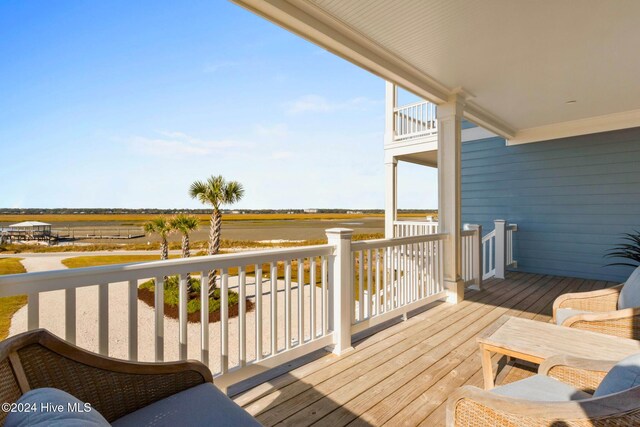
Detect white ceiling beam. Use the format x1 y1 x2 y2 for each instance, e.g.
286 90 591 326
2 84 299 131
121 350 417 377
508 108 640 145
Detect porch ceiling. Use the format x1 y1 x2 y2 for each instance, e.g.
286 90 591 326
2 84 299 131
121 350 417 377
232 0 640 144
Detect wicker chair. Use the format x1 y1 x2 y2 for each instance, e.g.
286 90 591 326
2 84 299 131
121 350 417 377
446 355 640 426
0 329 213 425
552 284 640 339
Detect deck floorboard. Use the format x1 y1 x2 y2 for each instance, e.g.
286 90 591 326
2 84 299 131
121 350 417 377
233 273 615 426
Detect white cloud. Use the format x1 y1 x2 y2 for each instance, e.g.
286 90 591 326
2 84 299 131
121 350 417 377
203 60 240 73
285 95 378 114
127 131 241 157
255 123 289 138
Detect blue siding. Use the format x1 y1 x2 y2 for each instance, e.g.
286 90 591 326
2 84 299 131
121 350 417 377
461 127 640 282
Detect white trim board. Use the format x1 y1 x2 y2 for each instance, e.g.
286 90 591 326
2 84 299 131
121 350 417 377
508 108 640 145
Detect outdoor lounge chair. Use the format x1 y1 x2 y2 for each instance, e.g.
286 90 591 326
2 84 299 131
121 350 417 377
552 265 640 339
447 353 640 426
0 329 260 426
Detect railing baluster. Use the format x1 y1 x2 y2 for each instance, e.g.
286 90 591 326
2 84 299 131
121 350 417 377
65 288 76 344
310 258 316 339
27 292 39 330
285 260 292 350
322 256 328 335
98 283 108 356
393 246 399 309
297 258 304 345
221 269 229 373
383 247 388 312
358 251 364 321
239 266 246 367
270 262 278 355
255 264 263 361
375 249 381 316
128 280 137 361
154 276 164 362
200 271 209 366
366 249 372 319
179 274 188 360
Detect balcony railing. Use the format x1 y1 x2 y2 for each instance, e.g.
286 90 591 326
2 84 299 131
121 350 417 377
350 233 446 334
393 100 438 141
394 218 518 283
0 223 514 391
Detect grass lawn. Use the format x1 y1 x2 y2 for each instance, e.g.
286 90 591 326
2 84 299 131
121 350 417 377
61 254 179 268
0 258 27 339
0 212 432 223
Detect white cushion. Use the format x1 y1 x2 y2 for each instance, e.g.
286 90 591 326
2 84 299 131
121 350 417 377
556 308 592 325
618 266 640 310
111 383 260 427
5 388 109 427
491 375 591 401
594 352 640 397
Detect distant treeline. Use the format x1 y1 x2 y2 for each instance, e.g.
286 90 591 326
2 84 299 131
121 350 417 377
0 208 437 215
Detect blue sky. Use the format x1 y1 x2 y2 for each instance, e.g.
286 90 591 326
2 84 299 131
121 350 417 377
0 1 437 209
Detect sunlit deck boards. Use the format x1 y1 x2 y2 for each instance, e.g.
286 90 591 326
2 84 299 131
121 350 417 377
232 272 615 426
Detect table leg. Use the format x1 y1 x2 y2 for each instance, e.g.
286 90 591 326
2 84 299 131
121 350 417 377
480 344 494 390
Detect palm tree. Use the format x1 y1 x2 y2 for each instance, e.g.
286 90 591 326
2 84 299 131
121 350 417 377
143 217 173 260
170 214 200 292
189 175 245 291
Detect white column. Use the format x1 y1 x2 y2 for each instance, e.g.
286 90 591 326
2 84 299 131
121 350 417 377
326 228 354 355
437 95 465 303
384 81 398 239
385 159 398 238
494 219 507 279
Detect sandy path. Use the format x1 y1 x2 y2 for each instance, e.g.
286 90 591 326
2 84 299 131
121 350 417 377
8 253 328 374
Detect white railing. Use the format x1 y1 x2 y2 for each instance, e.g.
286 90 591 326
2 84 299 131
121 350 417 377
393 217 438 237
461 226 482 288
506 224 518 268
393 100 438 141
482 230 497 280
350 233 447 334
482 220 518 280
0 245 335 390
0 222 514 391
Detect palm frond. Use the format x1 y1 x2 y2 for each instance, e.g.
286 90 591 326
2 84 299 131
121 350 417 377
605 230 640 267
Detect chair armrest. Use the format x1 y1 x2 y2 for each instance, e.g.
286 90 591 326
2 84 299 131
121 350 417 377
446 384 640 427
559 307 640 340
552 285 622 321
538 355 614 393
14 330 214 422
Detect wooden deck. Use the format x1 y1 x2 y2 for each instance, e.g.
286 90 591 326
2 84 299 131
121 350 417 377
232 272 616 426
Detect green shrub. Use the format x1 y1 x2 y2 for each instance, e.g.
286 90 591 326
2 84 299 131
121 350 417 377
140 275 239 314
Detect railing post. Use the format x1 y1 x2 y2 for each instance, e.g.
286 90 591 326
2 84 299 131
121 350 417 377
326 228 354 355
465 224 483 290
494 220 507 279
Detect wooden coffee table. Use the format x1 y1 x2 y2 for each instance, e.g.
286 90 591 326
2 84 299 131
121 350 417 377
477 315 640 389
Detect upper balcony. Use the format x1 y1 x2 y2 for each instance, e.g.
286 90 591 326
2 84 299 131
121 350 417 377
392 100 438 143
385 84 439 166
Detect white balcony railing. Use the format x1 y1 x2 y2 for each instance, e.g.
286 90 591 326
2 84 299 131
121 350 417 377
350 233 446 334
393 100 438 141
393 217 438 237
0 245 335 390
393 218 517 283
0 223 513 391
482 221 518 280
